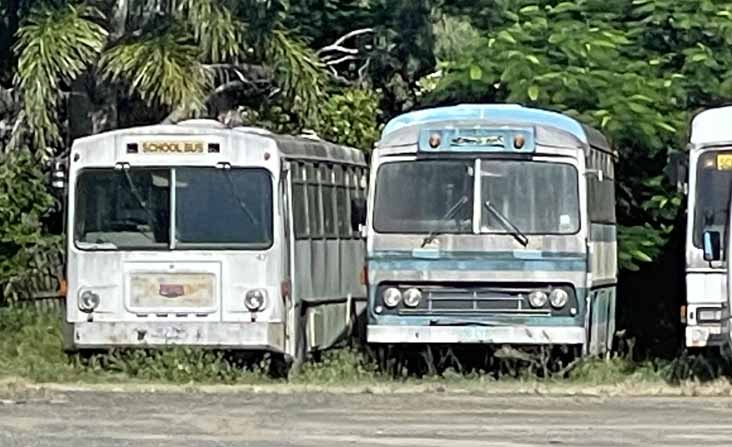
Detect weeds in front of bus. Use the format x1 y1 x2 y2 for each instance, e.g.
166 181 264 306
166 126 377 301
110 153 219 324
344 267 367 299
292 349 381 384
0 306 80 382
87 349 266 384
5 307 732 387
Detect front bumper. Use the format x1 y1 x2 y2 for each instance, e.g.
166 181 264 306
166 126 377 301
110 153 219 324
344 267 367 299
368 324 586 345
71 321 285 351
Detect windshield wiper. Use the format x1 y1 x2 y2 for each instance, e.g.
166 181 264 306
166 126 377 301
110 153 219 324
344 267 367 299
120 169 157 241
421 195 470 248
483 200 529 247
221 169 258 225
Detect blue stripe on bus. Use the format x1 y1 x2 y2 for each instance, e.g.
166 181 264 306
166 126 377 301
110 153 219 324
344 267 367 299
368 252 587 272
369 250 586 260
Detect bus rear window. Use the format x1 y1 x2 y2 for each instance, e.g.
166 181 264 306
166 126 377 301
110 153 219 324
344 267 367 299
175 168 273 248
74 167 273 250
75 169 170 249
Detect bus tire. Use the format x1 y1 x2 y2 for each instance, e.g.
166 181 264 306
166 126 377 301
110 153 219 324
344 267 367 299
62 321 77 354
268 352 292 379
289 310 309 375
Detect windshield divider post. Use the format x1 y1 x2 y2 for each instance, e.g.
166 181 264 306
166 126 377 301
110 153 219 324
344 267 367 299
170 168 176 250
473 158 481 234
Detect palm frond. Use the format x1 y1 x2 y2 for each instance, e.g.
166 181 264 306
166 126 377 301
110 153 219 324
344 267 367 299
178 0 242 63
266 29 327 123
99 29 211 115
13 4 107 152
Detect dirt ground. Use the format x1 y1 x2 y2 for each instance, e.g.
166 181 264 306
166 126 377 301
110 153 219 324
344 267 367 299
1 385 732 446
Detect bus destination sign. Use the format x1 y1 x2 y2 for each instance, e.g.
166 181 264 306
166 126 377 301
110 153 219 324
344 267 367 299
142 141 205 154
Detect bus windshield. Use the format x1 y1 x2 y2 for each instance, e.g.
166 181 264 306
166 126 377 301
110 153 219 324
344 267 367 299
373 159 579 235
480 160 579 235
693 150 732 248
373 160 474 234
75 167 273 250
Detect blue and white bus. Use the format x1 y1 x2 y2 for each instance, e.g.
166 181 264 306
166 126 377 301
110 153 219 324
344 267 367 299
359 104 617 357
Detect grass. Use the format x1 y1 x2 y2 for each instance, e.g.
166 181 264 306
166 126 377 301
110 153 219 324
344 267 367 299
0 307 274 384
2 307 732 393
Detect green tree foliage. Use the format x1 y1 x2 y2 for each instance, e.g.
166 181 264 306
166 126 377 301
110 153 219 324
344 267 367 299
13 4 107 152
425 0 732 270
0 148 60 302
315 88 381 152
9 0 335 153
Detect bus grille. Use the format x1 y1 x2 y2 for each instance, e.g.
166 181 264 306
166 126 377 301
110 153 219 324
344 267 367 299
398 285 552 316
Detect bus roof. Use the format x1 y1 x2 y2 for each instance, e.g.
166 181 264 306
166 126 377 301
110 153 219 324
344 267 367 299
380 104 610 151
71 120 366 166
690 106 732 147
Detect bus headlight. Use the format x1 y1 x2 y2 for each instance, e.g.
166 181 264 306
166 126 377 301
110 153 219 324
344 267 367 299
403 288 422 308
79 291 100 313
528 290 548 308
549 289 569 309
382 288 402 308
245 289 266 312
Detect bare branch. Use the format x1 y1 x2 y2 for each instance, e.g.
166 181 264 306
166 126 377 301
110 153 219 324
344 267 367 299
316 28 375 84
325 65 351 85
324 55 358 66
321 46 359 57
316 28 374 56
357 58 371 83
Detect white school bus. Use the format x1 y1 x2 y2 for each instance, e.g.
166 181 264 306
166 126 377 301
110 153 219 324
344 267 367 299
55 119 367 369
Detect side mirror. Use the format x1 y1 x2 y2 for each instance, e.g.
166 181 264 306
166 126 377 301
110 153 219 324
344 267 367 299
350 198 367 232
50 160 67 191
703 230 722 262
667 152 688 193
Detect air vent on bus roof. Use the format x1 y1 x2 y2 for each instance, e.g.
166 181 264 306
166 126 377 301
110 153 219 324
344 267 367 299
300 129 321 140
176 119 225 129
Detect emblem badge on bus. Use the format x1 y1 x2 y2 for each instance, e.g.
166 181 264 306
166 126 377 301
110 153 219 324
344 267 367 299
159 284 185 298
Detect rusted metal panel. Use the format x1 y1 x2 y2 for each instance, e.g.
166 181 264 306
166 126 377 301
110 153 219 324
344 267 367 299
367 325 586 345
74 321 285 351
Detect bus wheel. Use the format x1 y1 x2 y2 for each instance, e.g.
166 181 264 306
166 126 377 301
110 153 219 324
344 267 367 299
289 312 308 375
268 353 292 379
270 311 308 379
62 321 77 354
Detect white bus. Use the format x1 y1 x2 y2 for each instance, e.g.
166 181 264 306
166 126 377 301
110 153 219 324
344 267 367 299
54 119 367 369
671 106 732 350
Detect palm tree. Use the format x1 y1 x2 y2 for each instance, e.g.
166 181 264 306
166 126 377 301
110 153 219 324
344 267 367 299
9 0 328 155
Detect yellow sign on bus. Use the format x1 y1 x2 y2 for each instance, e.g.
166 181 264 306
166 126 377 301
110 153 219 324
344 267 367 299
717 153 732 170
142 141 204 154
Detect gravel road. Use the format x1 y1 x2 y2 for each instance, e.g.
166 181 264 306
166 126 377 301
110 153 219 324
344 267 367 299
1 389 731 446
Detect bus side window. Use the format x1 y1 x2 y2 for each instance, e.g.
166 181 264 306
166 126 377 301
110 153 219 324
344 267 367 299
587 151 616 224
322 164 338 238
346 167 358 238
334 165 350 238
307 163 324 238
293 162 309 239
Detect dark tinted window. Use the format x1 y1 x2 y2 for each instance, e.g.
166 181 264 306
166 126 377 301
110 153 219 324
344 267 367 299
75 169 170 249
175 168 273 248
693 151 732 248
480 161 580 234
587 176 616 224
374 160 474 233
